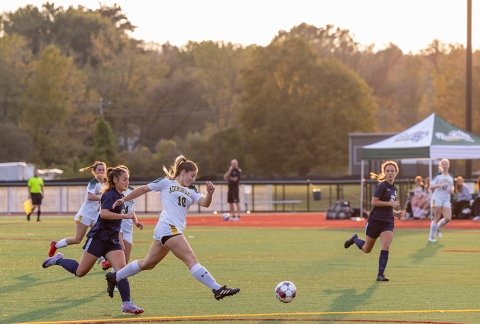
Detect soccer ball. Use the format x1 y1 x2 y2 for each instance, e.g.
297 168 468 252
275 281 296 303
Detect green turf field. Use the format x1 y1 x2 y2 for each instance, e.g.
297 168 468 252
1 216 479 323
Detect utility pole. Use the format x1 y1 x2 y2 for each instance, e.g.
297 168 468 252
99 98 104 117
466 0 472 177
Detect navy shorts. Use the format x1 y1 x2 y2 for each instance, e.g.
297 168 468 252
227 188 239 203
365 218 394 239
31 193 43 205
83 237 122 258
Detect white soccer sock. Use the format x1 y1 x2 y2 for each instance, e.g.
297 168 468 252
190 263 221 290
56 238 68 249
429 221 437 240
437 218 446 229
116 260 141 281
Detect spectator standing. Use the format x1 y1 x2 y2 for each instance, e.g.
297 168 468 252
223 159 242 221
344 160 403 282
428 159 454 242
27 168 44 221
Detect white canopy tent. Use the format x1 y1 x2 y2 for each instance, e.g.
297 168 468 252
359 113 480 214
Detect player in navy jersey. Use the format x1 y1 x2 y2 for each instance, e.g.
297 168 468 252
105 155 240 304
47 161 112 270
42 166 144 315
344 160 403 282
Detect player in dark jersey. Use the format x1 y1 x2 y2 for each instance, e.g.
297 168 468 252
41 166 144 315
344 160 403 282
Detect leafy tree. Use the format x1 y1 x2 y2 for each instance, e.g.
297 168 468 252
274 23 361 68
18 45 93 166
0 35 31 123
138 68 208 147
186 41 247 128
0 122 33 161
120 146 153 178
88 42 168 152
1 4 52 55
91 117 117 166
240 38 376 176
428 45 467 128
2 3 135 66
356 45 429 130
176 124 245 179
51 5 134 66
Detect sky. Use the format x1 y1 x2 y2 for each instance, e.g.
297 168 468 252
0 0 477 54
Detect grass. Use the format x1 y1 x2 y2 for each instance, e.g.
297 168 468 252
0 215 479 323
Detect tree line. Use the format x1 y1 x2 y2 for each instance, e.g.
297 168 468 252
1 3 479 179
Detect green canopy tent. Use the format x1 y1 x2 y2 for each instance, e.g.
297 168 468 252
359 113 480 215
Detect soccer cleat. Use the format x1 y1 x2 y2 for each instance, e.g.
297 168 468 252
344 234 358 249
42 253 64 268
212 285 240 300
48 241 57 257
101 260 112 271
428 238 437 243
105 272 117 298
376 274 389 282
122 302 144 315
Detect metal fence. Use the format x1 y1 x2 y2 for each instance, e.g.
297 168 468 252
0 179 417 215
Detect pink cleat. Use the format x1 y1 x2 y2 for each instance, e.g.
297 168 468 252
122 302 144 315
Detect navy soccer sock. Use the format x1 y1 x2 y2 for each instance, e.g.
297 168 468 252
354 237 365 249
117 278 131 302
378 250 389 276
57 258 79 275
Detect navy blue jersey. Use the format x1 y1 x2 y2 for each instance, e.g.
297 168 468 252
228 168 241 190
368 181 398 222
86 188 125 244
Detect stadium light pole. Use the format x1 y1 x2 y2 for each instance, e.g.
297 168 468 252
466 0 472 178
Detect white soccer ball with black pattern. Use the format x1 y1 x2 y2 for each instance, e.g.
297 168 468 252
275 281 296 303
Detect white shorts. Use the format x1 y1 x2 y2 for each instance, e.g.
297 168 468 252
74 213 98 227
432 197 451 209
153 221 183 244
120 219 133 244
120 231 133 244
